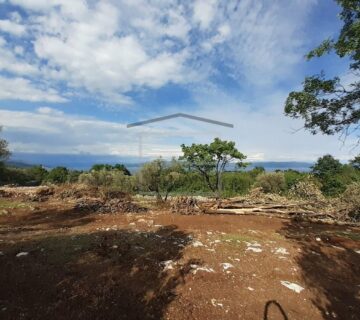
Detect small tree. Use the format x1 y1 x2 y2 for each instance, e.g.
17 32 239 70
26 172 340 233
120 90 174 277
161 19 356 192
90 163 131 175
312 155 345 196
45 167 69 184
180 138 247 198
137 158 183 201
0 127 10 163
0 127 10 182
312 155 343 178
28 166 48 185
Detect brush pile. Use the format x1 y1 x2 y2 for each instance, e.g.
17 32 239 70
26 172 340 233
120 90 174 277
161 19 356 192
75 197 148 214
170 196 204 215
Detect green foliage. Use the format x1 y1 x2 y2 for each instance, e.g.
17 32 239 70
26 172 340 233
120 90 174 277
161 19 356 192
180 138 247 197
79 169 135 193
45 167 69 184
248 166 265 179
27 166 48 184
254 172 286 194
66 170 83 183
0 127 10 163
311 155 347 196
283 169 307 189
137 158 183 200
285 0 360 139
221 172 253 197
90 163 131 175
350 154 360 169
312 154 343 178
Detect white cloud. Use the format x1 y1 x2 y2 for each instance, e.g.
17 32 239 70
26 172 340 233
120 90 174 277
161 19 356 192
36 106 64 116
0 76 67 102
0 37 38 75
193 0 218 29
0 108 181 157
0 0 319 104
0 19 26 36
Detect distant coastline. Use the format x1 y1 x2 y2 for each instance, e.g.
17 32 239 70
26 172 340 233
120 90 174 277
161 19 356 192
8 153 314 172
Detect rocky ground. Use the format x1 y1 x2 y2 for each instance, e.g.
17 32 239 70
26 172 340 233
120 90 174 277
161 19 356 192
0 188 359 319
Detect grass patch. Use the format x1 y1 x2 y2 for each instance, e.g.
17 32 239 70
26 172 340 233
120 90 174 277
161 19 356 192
0 199 29 210
335 231 360 242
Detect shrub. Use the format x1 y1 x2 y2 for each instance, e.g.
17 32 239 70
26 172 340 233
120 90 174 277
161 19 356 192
254 172 286 194
222 172 253 197
45 167 69 184
283 170 306 189
137 159 183 200
78 169 135 194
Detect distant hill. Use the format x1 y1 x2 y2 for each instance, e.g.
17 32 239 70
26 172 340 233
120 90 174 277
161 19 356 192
9 153 314 173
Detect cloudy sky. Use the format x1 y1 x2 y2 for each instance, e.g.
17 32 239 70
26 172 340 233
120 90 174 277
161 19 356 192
0 0 357 165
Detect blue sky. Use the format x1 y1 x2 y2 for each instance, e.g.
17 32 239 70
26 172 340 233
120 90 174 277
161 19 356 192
0 0 357 164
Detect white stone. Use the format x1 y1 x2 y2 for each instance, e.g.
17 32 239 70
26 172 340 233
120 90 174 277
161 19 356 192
16 252 29 258
280 281 304 293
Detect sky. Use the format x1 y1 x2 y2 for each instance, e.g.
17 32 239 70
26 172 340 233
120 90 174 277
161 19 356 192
0 0 358 166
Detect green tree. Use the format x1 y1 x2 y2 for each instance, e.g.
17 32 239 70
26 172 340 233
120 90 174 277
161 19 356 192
113 164 131 176
46 167 69 184
350 154 360 169
137 158 183 201
0 127 10 182
28 166 48 185
312 155 345 195
285 0 360 140
90 163 131 175
0 127 10 163
180 138 247 198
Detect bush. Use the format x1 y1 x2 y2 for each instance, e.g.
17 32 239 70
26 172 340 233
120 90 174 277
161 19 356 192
254 172 286 194
283 170 306 189
222 172 253 197
78 169 135 194
45 167 69 184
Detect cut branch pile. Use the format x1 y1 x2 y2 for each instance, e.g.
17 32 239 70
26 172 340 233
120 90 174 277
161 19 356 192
75 198 148 214
170 197 204 215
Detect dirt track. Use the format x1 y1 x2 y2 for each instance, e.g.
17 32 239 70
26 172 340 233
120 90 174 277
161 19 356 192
0 201 359 320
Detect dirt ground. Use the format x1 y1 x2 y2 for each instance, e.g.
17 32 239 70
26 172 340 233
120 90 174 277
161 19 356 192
0 198 359 320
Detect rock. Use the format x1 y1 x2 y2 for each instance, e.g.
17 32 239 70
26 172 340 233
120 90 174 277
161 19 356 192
220 263 234 270
192 240 204 247
16 252 29 258
280 281 304 293
274 247 289 255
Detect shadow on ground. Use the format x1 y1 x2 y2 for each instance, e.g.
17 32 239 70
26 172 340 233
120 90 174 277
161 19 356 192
279 220 360 320
0 206 97 234
0 225 195 320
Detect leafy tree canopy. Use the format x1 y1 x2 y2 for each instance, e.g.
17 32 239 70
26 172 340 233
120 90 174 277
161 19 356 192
285 0 360 141
180 138 247 197
90 163 131 175
137 158 183 201
0 127 10 163
311 154 343 178
350 154 360 169
46 166 69 184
